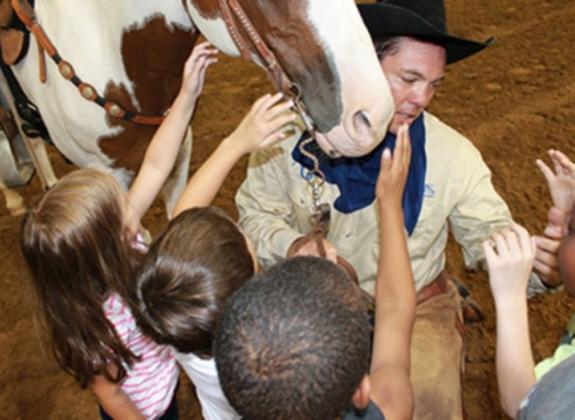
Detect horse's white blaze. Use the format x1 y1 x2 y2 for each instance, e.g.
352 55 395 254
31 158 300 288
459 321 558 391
184 0 241 57
307 0 394 156
12 0 194 186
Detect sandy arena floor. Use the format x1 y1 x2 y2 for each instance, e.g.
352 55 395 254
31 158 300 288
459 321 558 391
1 0 575 418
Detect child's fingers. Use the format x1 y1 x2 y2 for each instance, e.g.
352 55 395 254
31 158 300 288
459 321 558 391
260 130 288 149
493 231 510 258
510 223 533 256
551 152 564 177
482 240 498 265
253 92 283 114
250 93 274 114
184 42 216 70
389 125 405 173
268 112 297 129
400 124 412 167
263 99 295 122
552 150 575 174
380 148 392 173
536 159 555 183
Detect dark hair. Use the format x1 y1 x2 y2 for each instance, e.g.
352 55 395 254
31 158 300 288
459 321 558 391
374 36 403 60
215 256 371 420
136 206 255 357
20 169 141 388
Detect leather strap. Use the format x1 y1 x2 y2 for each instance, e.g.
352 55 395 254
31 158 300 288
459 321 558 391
417 270 450 305
10 0 165 126
287 228 360 285
217 0 317 137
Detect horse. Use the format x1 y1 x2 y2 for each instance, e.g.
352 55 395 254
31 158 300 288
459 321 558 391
1 0 392 216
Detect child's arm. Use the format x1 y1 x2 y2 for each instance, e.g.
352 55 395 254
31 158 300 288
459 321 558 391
483 225 537 418
536 149 575 213
126 42 218 233
173 93 294 216
369 124 416 420
91 369 145 420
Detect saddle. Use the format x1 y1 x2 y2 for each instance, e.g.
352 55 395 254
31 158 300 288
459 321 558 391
0 0 30 66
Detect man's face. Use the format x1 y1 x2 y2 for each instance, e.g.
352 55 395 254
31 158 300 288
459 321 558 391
380 37 447 134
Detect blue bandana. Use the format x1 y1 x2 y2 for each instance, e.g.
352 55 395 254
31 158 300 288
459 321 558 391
292 115 426 235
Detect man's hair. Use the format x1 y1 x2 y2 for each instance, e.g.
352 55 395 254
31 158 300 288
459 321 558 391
374 36 403 60
135 206 254 357
215 256 371 420
374 36 444 61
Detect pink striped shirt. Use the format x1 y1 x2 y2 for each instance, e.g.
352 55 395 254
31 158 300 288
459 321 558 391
104 292 179 419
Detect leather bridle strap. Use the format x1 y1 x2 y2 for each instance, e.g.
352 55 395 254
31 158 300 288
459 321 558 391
10 0 165 126
217 0 317 136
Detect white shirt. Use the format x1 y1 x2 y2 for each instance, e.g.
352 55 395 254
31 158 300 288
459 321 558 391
175 352 240 420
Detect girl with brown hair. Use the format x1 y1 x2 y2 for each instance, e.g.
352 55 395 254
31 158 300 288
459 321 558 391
135 93 296 420
21 37 295 416
20 42 220 419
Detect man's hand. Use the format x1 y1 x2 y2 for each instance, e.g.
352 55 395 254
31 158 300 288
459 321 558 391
483 224 536 304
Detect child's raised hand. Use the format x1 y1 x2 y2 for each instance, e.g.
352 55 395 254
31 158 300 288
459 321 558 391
536 149 575 212
376 124 412 206
483 223 536 304
228 93 296 155
180 42 219 105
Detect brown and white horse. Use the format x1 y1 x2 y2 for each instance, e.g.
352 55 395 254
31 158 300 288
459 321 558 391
3 0 392 215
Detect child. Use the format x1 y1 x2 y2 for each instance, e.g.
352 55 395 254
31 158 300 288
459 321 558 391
484 149 575 419
134 92 295 420
214 125 416 419
20 42 218 419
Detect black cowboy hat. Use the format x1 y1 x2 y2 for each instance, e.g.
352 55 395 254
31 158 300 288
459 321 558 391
358 0 494 64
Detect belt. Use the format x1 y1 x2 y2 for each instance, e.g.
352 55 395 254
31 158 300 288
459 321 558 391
417 270 450 305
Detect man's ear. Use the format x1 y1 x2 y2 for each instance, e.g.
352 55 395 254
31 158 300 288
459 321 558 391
352 374 371 410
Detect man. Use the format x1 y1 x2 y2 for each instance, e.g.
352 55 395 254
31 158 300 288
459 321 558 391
235 0 562 418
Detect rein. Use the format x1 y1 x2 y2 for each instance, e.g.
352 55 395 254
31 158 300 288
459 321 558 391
10 0 165 126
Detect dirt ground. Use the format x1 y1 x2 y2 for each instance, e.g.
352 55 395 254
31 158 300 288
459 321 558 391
1 0 575 418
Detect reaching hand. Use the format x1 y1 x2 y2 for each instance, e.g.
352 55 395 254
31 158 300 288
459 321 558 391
180 42 219 106
536 149 575 212
376 123 412 206
483 223 536 304
227 93 296 156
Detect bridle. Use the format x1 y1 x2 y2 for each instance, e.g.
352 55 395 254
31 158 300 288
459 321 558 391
217 0 329 223
10 0 166 125
217 0 314 134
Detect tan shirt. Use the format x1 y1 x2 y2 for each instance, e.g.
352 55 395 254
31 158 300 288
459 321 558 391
236 112 549 296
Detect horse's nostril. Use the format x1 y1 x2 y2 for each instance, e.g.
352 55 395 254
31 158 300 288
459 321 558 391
351 110 372 142
353 111 371 133
354 110 372 130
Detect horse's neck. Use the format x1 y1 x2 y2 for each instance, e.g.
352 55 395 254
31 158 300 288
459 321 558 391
36 0 194 41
